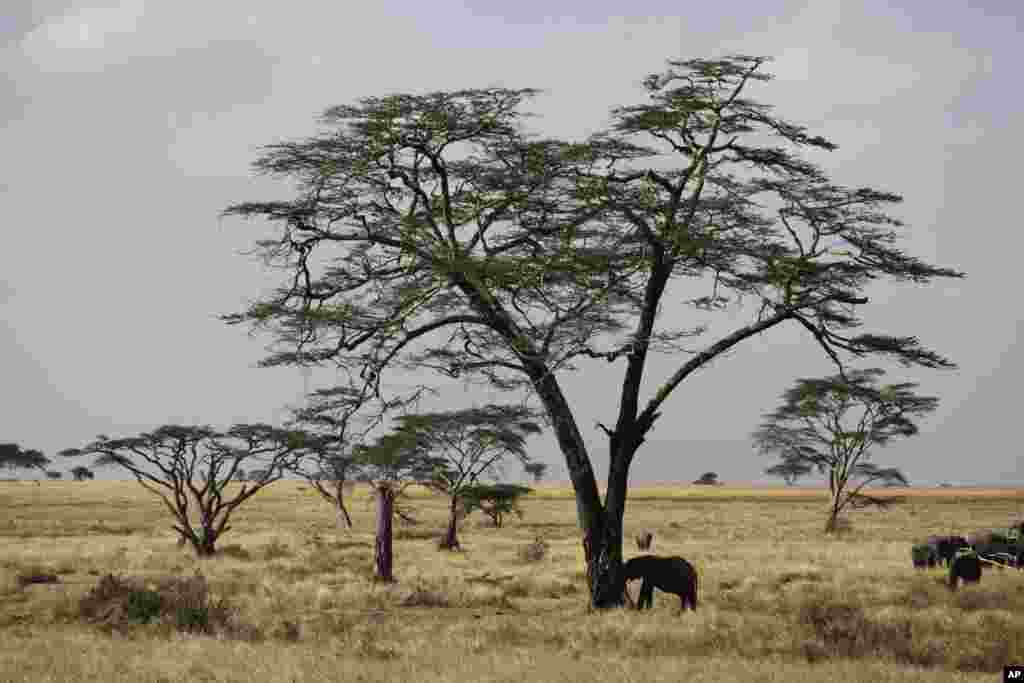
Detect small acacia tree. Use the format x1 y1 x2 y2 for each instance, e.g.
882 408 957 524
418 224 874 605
1 443 52 484
764 459 812 486
353 430 440 581
71 465 95 482
524 462 548 484
752 368 935 533
60 424 308 556
223 55 963 607
693 472 720 486
461 483 533 528
391 404 541 550
286 383 417 531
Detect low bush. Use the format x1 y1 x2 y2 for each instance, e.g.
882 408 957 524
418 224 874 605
518 536 549 563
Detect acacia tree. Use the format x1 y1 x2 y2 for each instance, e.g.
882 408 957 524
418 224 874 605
392 404 541 549
286 387 372 530
353 429 440 581
0 443 54 484
286 380 427 530
764 458 812 485
524 462 548 484
752 368 935 533
461 483 533 528
71 465 95 481
222 55 963 607
60 424 307 556
693 472 720 486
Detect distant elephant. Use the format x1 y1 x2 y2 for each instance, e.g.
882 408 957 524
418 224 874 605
948 550 982 590
911 543 938 568
636 530 653 551
926 535 969 567
622 555 698 611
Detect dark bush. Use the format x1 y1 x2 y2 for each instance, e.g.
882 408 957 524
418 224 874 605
126 589 163 624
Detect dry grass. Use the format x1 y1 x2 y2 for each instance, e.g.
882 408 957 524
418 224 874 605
0 479 1021 683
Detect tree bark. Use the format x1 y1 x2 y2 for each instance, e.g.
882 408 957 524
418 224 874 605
585 442 633 608
825 489 843 534
335 496 353 530
439 496 460 550
374 485 395 582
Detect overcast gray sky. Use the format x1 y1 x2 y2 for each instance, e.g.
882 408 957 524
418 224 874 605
2 0 1021 486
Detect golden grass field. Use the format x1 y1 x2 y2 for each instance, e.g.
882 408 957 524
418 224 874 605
1 480 1022 683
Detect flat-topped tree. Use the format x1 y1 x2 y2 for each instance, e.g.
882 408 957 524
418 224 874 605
285 382 416 530
392 404 542 549
764 458 812 486
524 462 548 484
460 483 533 528
71 465 95 481
1 443 52 484
353 429 441 582
753 368 936 533
223 55 963 607
60 424 307 556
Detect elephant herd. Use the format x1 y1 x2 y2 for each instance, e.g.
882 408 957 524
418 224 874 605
911 522 1024 590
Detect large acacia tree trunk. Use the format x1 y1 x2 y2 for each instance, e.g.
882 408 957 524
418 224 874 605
374 484 395 582
528 367 637 609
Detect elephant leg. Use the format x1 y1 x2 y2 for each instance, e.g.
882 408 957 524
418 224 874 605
639 580 653 609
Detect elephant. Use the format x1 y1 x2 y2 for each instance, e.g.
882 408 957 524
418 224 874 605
911 543 938 568
636 530 653 551
622 555 698 611
925 535 969 567
948 550 982 590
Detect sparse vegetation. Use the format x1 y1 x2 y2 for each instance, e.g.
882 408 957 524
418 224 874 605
0 480 1021 682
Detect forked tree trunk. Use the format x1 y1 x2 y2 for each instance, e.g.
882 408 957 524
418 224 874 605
526 362 631 608
585 504 627 608
179 526 218 557
583 446 633 609
374 485 395 582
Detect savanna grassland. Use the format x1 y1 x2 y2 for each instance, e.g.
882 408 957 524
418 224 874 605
1 480 1022 683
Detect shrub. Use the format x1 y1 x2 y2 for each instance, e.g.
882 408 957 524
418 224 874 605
125 589 163 624
518 536 549 563
77 572 250 638
798 602 913 661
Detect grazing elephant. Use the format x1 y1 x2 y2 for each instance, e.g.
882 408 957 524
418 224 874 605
948 549 982 590
911 543 938 568
622 555 698 611
926 535 969 567
636 530 653 551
